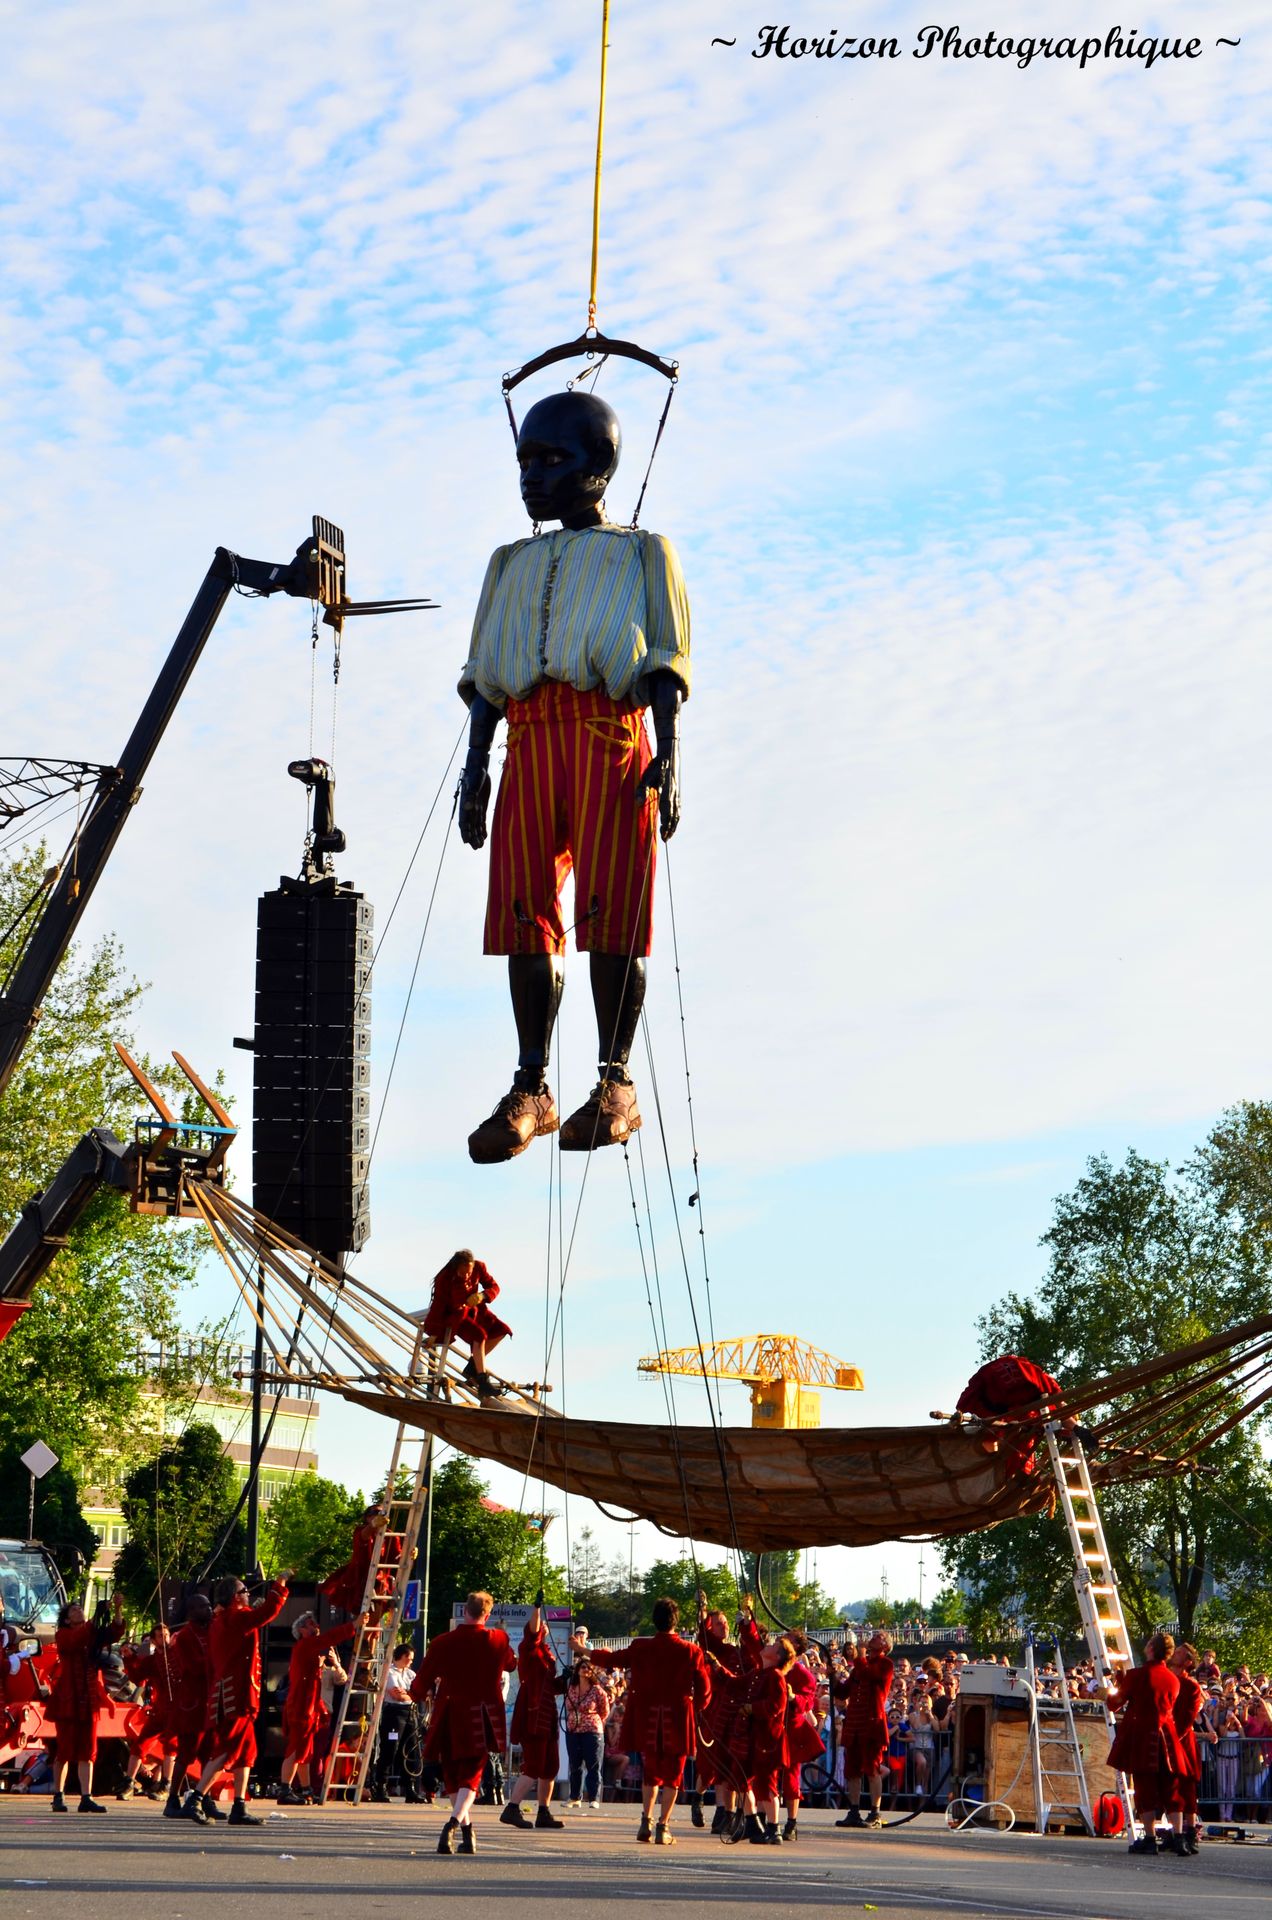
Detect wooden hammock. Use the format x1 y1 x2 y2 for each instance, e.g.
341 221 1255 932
190 1184 1272 1552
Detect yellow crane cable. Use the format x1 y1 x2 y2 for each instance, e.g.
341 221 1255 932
588 0 611 331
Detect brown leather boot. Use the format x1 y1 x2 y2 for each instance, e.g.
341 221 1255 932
468 1085 560 1163
559 1078 642 1150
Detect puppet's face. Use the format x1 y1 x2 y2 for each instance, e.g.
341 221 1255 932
516 393 621 524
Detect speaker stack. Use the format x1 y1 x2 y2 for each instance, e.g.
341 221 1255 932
251 880 372 1261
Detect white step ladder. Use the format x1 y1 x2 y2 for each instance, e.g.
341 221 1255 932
1043 1421 1137 1835
1025 1638 1093 1833
319 1331 435 1805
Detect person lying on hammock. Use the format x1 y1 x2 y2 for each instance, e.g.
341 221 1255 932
409 1249 511 1398
955 1354 1064 1475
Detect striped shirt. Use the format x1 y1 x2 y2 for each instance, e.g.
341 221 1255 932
459 524 691 711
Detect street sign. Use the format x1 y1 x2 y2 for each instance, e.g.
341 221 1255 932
20 1441 57 1479
402 1579 420 1624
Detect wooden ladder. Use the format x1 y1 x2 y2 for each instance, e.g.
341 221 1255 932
1043 1421 1137 1835
318 1331 435 1805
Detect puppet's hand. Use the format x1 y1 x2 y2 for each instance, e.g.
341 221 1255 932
638 744 680 841
458 751 492 849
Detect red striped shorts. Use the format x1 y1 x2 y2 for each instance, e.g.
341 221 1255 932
484 682 656 957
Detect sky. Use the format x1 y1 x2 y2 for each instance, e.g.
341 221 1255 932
4 1 1272 1611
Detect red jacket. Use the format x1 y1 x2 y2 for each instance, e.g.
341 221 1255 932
411 1619 515 1761
720 1660 789 1775
284 1623 356 1733
170 1620 213 1738
592 1631 712 1761
123 1638 178 1712
957 1355 1061 1419
784 1657 825 1765
835 1652 893 1740
1107 1660 1186 1775
1171 1672 1203 1780
321 1520 381 1612
510 1620 558 1745
422 1260 503 1341
697 1624 741 1744
48 1619 120 1724
210 1581 288 1727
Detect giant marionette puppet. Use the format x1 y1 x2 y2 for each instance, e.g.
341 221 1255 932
456 384 690 1164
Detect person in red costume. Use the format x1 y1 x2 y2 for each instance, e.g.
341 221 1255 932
956 1355 1064 1475
119 1624 179 1801
0 1622 50 1737
501 1600 565 1831
164 1593 216 1822
694 1603 742 1833
833 1629 894 1829
410 1250 512 1398
713 1613 795 1847
1104 1631 1186 1854
779 1628 825 1841
590 1595 712 1848
320 1506 390 1615
48 1591 125 1813
1165 1641 1203 1857
184 1571 289 1827
410 1588 516 1855
277 1609 366 1805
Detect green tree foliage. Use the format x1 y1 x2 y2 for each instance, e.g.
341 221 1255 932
111 1422 248 1616
943 1134 1272 1641
424 1457 567 1638
0 846 228 1487
640 1555 739 1631
927 1585 968 1628
740 1551 840 1629
0 1443 98 1581
262 1471 365 1583
569 1525 642 1636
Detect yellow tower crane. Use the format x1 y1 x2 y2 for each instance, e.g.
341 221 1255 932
637 1335 864 1431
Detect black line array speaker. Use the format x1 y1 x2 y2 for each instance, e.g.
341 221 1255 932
252 879 372 1259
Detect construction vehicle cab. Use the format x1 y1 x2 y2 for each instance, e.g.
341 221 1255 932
0 1538 66 1644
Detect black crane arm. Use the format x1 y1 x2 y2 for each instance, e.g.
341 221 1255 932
0 1127 135 1303
0 523 396 1100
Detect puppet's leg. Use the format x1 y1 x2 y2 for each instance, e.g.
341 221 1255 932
468 956 564 1164
560 956 645 1150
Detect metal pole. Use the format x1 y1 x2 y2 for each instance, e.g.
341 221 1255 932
245 1259 265 1569
417 1434 435 1654
27 1471 35 1544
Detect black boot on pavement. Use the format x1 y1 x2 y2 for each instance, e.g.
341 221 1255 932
535 1805 565 1829
437 1818 459 1854
227 1798 263 1826
458 1822 476 1854
499 1801 531 1828
78 1795 107 1813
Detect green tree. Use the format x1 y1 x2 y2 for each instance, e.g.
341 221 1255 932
0 1442 98 1583
640 1556 739 1630
0 846 229 1489
424 1457 567 1638
740 1551 840 1629
569 1525 640 1635
927 1585 968 1629
943 1142 1272 1642
111 1422 248 1615
262 1471 365 1582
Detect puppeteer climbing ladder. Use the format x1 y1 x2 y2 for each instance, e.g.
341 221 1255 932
318 1328 438 1806
1043 1421 1138 1835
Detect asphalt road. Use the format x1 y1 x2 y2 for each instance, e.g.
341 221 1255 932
2 1801 1270 1919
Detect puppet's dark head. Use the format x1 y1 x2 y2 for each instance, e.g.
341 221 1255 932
516 392 622 526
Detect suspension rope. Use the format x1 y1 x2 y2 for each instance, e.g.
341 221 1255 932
661 844 722 1418
638 1008 748 1583
588 0 611 331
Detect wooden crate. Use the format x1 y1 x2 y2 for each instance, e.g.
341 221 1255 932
987 1705 1117 1830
